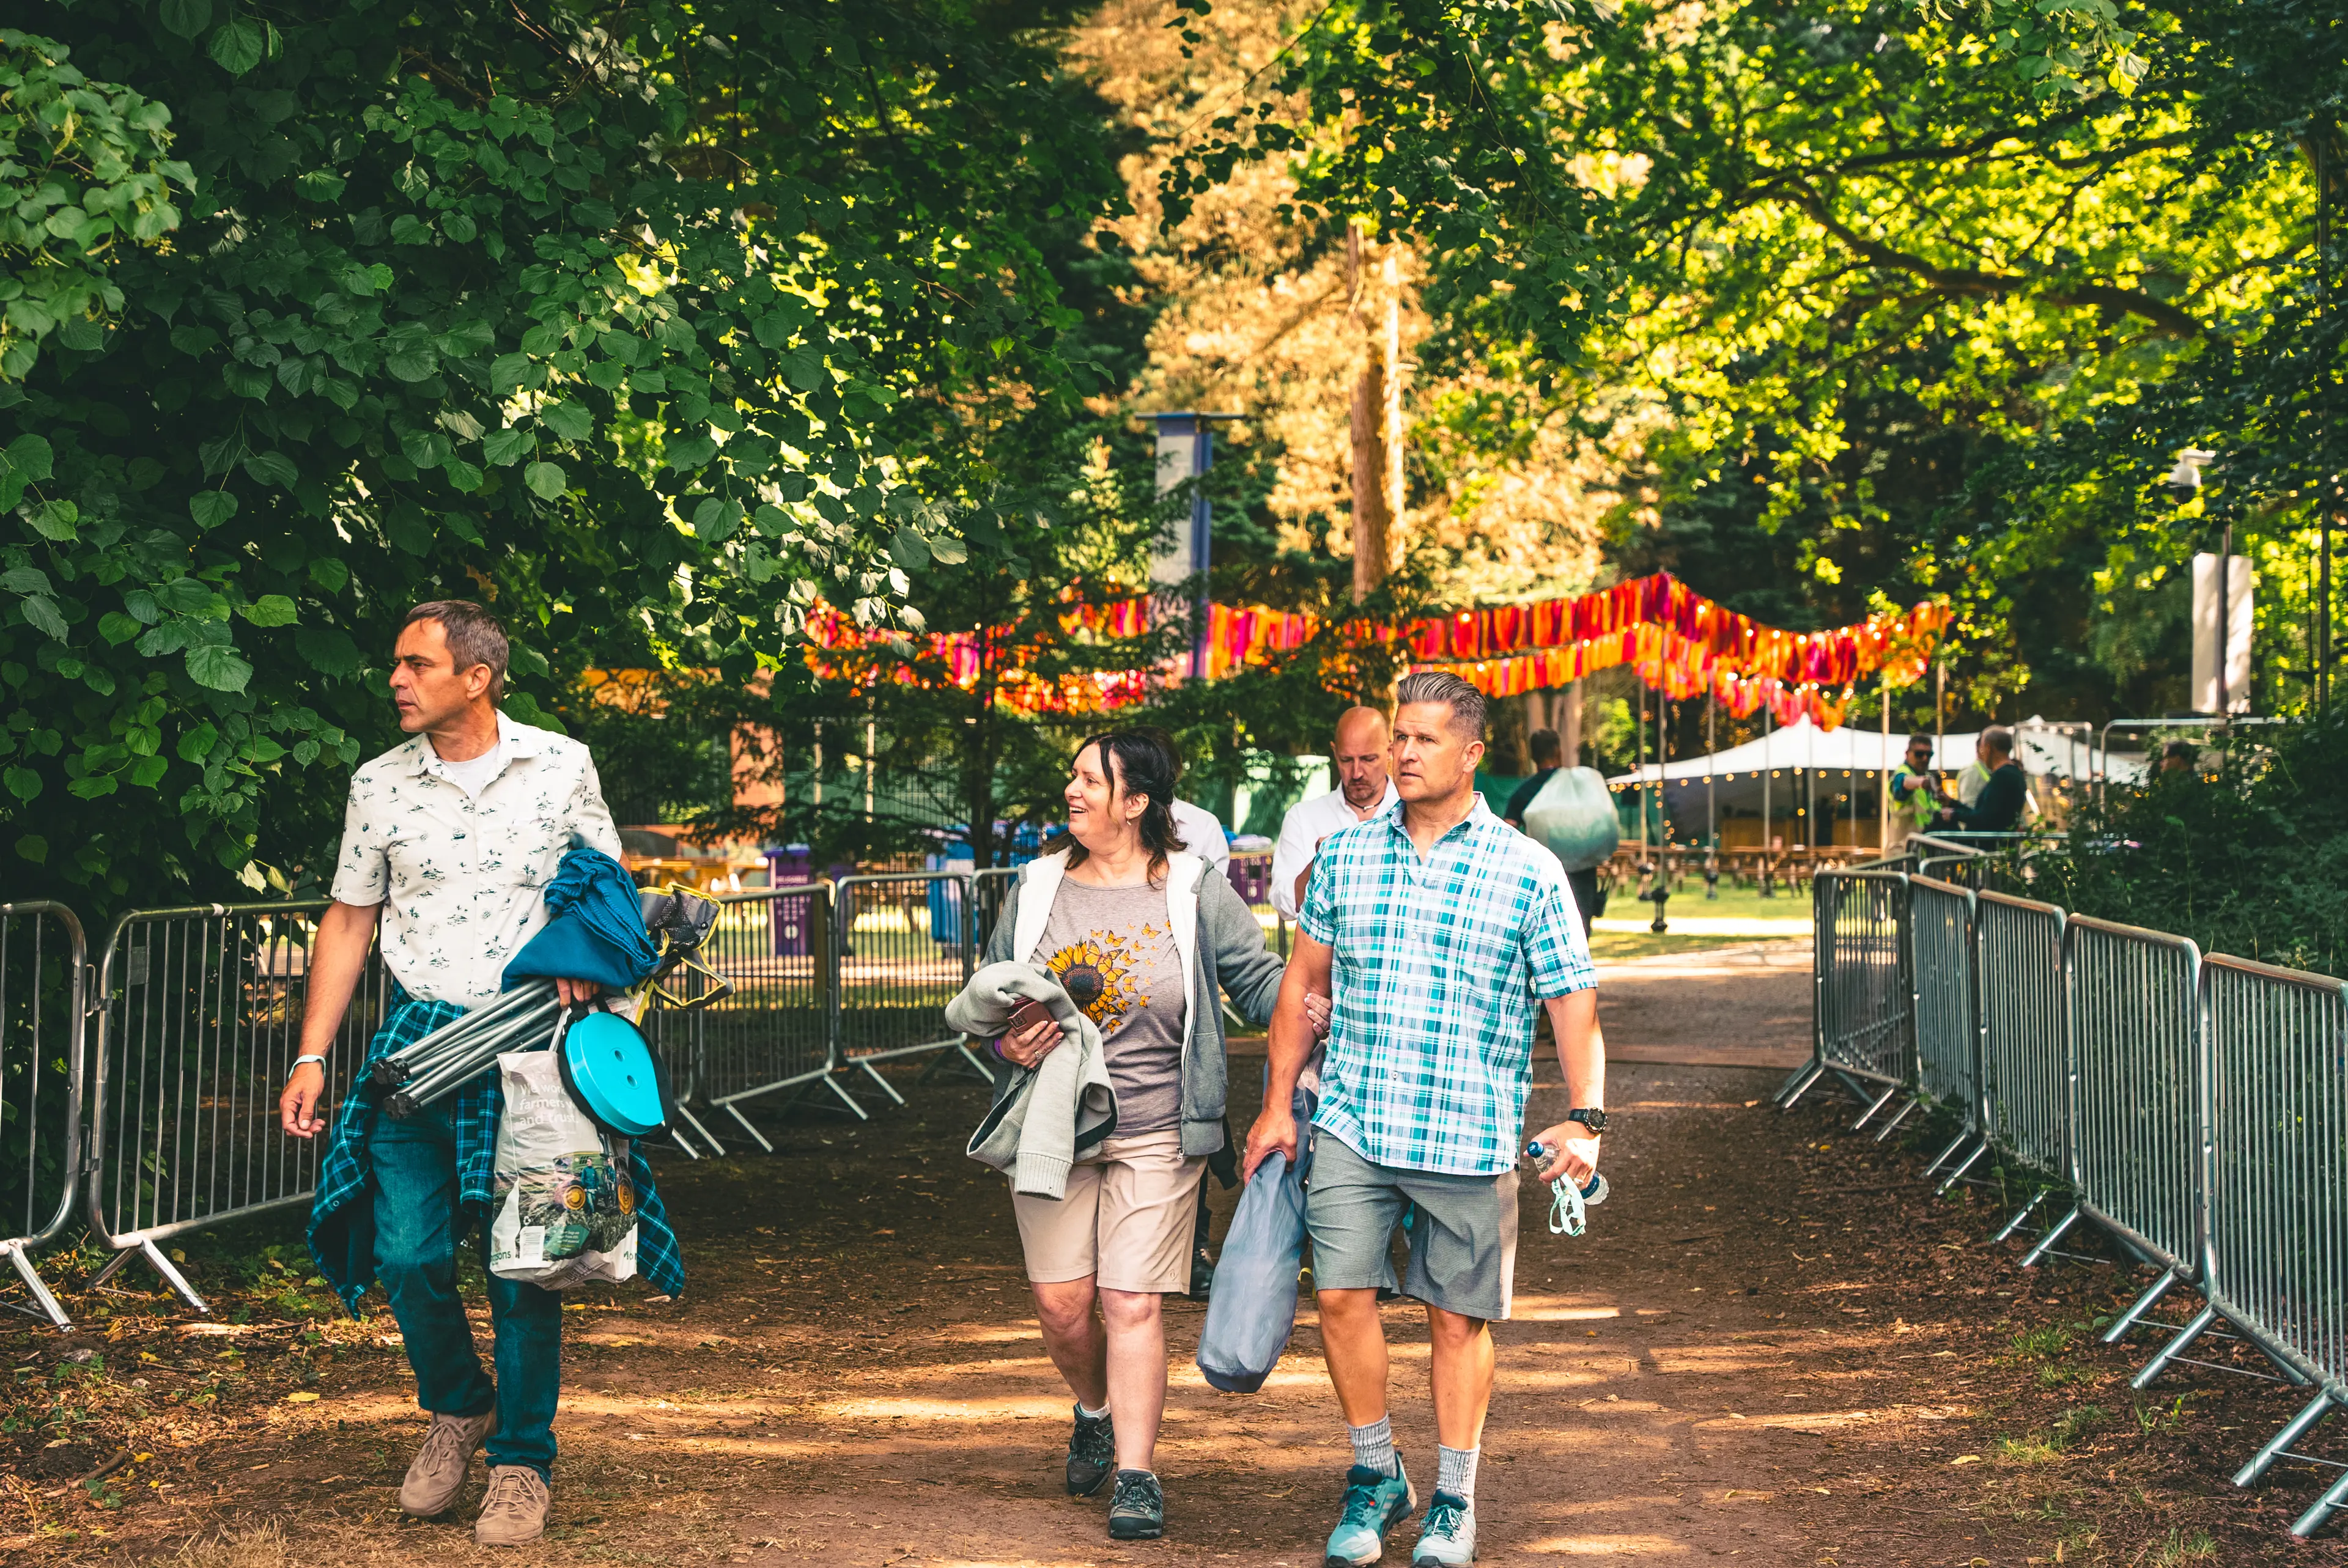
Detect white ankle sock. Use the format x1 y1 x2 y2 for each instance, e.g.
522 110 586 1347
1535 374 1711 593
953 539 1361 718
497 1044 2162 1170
1349 1414 1399 1476
1436 1443 1479 1501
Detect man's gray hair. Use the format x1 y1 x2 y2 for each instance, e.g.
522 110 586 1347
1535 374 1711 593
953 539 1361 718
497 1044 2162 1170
1394 669 1488 743
1981 724 2015 758
403 600 509 703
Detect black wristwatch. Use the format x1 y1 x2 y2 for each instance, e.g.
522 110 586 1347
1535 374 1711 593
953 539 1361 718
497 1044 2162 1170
1567 1107 1609 1136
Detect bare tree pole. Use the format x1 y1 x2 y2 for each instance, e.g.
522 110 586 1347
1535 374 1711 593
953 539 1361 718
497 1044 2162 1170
1348 223 1391 604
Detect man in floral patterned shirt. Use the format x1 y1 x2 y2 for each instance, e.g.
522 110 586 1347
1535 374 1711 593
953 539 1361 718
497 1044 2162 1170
278 600 633 1547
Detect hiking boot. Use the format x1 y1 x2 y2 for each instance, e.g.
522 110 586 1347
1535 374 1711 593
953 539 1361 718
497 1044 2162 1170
1187 1245 1216 1301
1409 1490 1476 1566
1324 1460 1417 1566
1066 1404 1116 1497
1107 1469 1165 1540
473 1465 550 1547
397 1408 495 1517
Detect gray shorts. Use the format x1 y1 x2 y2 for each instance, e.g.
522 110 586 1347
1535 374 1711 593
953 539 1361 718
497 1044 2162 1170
1305 1130 1519 1321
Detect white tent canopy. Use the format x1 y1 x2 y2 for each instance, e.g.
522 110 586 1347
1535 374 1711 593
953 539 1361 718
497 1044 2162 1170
1604 716 2140 788
1600 716 2140 827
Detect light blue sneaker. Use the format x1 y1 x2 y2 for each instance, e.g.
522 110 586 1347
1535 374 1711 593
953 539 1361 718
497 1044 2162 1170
1409 1490 1476 1566
1324 1460 1417 1567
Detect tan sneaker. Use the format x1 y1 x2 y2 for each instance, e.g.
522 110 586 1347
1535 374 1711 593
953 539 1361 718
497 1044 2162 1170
398 1408 497 1517
473 1465 550 1547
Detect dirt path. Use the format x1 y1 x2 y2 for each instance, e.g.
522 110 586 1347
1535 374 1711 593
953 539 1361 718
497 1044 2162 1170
7 949 2344 1566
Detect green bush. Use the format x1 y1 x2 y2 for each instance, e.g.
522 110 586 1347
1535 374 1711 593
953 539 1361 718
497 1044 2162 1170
2015 712 2348 975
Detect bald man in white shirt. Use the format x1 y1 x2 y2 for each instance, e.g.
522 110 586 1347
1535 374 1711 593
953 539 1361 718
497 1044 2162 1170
1269 707 1400 922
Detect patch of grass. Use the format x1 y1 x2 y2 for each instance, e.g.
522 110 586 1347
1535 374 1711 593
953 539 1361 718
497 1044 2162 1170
2003 1323 2077 1362
2054 1525 2101 1562
172 1521 286 1568
2037 1358 2097 1388
2132 1393 2192 1434
2050 1404 2106 1447
2150 1528 2217 1566
1994 1434 2064 1465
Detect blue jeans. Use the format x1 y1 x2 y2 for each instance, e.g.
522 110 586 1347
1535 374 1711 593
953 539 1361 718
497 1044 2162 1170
370 1099 563 1479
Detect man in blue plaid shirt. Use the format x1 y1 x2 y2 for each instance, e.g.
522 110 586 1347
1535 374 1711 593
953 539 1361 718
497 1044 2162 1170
1244 670 1604 1568
276 601 671 1547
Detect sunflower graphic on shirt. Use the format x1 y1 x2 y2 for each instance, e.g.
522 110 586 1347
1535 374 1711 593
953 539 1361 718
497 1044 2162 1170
1044 926 1156 1036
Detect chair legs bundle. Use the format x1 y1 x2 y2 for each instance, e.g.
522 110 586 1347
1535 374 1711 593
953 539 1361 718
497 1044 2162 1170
371 981 563 1116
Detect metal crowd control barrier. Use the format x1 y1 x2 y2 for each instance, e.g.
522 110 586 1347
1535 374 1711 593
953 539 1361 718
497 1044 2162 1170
1782 871 1914 1127
832 872 981 1105
1973 891 2069 1244
972 866 1020 960
1227 850 1293 958
1 902 87 1328
2182 956 2348 1538
2034 918 2202 1291
642 882 840 1153
87 902 389 1312
1907 877 1984 1189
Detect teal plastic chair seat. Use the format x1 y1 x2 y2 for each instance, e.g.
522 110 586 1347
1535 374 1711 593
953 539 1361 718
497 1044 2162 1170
558 1010 671 1138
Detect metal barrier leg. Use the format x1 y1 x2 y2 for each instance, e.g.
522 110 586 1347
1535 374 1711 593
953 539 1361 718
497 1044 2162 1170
1922 1127 1970 1175
2 1240 71 1330
2236 1391 2338 1487
1773 1058 1823 1106
1933 1140 1987 1196
2103 1269 2179 1344
1871 1095 1919 1141
2132 1304 2217 1391
89 1240 209 1313
723 1103 777 1154
854 1058 910 1107
1993 1188 2050 1243
674 1103 728 1158
1850 1082 1900 1131
2291 1463 2348 1540
2020 1203 2081 1268
821 1075 871 1121
1776 1061 1826 1110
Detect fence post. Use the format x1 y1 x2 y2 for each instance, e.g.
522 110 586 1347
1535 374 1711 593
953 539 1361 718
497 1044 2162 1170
1 901 89 1330
84 900 391 1316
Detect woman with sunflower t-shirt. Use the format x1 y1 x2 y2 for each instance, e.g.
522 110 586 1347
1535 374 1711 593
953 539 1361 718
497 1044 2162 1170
980 730 1291 1543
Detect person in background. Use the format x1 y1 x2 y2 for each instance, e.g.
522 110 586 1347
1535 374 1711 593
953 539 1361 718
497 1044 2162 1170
1134 724 1231 880
1886 734 1943 848
1247 671 1603 1568
281 601 683 1547
1501 727 1610 936
1269 706 1400 922
1938 726 2028 836
2160 737 2199 777
978 733 1286 1543
1501 728 1563 830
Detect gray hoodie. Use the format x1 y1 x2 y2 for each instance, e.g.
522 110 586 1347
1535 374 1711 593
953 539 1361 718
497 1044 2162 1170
983 850 1286 1160
948 963 1116 1198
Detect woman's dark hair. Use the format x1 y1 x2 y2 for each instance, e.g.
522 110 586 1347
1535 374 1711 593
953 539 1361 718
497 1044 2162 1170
1054 729 1189 885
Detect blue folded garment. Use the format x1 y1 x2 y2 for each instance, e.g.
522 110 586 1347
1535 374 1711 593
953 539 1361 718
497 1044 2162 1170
503 845 662 993
1197 1086 1317 1394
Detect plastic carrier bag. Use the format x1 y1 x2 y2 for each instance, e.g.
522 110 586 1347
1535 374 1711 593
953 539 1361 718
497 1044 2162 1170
1521 765 1622 873
488 1048 638 1288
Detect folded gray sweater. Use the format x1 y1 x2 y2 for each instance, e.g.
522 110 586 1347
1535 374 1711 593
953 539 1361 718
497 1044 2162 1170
946 962 1117 1198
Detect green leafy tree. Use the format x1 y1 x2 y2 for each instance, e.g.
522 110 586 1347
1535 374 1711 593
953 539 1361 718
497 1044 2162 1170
1169 0 2345 723
1 1 1124 908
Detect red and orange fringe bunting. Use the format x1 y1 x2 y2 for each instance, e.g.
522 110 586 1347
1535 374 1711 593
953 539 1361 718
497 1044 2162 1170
808 573 1951 734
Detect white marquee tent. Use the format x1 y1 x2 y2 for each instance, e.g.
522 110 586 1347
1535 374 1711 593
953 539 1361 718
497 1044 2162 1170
1603 716 2139 826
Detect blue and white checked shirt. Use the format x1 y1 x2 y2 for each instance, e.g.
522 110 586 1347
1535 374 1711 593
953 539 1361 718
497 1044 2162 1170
1301 797 1597 1176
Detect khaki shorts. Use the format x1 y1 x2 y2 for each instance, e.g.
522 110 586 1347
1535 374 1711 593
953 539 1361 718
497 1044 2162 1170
1013 1130 1205 1295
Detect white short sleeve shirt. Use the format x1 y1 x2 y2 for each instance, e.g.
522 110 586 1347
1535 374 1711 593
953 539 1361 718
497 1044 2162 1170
1170 798 1230 877
330 711 623 1008
1268 781 1403 920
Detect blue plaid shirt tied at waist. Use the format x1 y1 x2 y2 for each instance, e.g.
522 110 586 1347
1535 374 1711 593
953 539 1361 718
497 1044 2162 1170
308 992 686 1311
1301 797 1598 1176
